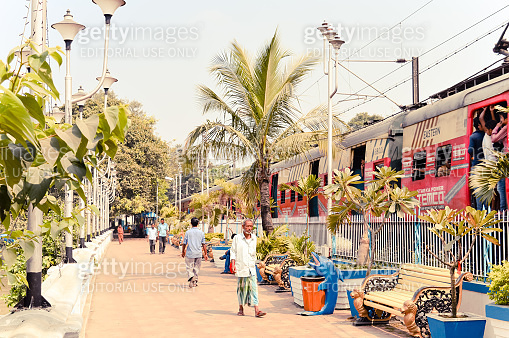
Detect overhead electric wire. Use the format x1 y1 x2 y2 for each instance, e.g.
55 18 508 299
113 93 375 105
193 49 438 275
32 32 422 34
336 4 509 110
333 18 509 117
341 0 434 62
298 0 435 99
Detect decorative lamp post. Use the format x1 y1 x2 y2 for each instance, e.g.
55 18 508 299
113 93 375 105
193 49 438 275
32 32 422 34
317 21 344 254
51 104 66 124
51 10 85 263
72 86 87 119
96 69 118 110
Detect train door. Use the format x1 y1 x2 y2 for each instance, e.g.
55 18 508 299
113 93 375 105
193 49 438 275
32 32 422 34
309 160 319 217
467 97 508 210
352 145 366 189
271 173 279 218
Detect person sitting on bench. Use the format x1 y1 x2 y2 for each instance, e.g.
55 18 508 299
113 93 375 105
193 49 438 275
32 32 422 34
220 234 236 274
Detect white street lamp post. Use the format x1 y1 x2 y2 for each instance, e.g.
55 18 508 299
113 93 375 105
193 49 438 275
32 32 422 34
317 21 344 253
52 0 126 262
51 9 85 263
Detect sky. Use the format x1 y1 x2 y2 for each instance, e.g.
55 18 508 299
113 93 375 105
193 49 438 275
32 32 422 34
2 0 509 164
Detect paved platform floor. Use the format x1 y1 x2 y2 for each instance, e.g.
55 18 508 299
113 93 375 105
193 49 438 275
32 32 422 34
83 236 412 337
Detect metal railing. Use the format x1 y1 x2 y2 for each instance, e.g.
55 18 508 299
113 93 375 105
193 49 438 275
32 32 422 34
333 212 509 281
214 212 508 280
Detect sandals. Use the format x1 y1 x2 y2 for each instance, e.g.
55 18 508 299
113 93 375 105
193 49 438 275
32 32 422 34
255 311 266 318
237 310 244 316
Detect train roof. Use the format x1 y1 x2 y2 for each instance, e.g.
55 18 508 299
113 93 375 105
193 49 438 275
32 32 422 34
403 65 509 127
271 147 322 172
341 113 406 148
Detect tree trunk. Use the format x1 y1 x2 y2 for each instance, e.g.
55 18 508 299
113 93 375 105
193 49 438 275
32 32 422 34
367 232 376 276
356 217 370 266
450 264 457 317
259 167 273 233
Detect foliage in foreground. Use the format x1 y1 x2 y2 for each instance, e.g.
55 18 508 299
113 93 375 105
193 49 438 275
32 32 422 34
488 260 509 305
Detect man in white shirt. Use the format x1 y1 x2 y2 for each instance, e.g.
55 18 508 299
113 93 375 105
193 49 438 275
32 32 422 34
147 223 158 254
230 219 266 317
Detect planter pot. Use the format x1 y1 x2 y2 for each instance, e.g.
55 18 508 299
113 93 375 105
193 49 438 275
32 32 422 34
211 246 230 269
289 266 318 307
427 312 486 338
486 303 509 338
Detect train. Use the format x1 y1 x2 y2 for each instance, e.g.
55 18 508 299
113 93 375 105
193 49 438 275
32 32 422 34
180 63 509 218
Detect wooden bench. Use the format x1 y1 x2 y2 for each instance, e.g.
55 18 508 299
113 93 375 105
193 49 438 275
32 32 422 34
171 234 183 247
351 263 473 338
257 252 296 291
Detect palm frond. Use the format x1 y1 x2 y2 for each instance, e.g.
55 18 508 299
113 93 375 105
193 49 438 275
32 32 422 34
469 152 509 203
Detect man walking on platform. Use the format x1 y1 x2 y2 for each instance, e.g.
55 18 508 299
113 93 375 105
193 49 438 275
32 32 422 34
181 217 207 288
231 219 266 317
147 223 157 254
158 218 169 254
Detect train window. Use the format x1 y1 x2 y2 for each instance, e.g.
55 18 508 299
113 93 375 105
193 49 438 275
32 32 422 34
280 189 286 204
323 174 328 186
290 189 296 202
257 200 260 208
412 151 426 181
298 192 303 201
435 145 452 177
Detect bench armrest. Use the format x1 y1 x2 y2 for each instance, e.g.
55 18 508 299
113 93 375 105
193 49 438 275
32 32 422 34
361 272 399 293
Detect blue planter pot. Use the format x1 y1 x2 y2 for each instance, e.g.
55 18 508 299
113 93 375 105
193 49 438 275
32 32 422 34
427 313 486 338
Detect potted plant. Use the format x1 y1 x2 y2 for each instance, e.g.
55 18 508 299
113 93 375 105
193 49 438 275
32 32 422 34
324 166 419 275
485 261 509 337
279 174 322 257
419 206 502 338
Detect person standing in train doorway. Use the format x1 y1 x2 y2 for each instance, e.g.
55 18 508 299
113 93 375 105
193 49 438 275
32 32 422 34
468 116 486 210
490 109 508 211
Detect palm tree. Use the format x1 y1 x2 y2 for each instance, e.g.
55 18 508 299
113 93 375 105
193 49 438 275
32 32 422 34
185 31 344 232
215 179 239 232
279 174 322 236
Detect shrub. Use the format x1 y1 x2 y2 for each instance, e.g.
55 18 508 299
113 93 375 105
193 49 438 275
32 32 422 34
488 261 509 305
205 233 224 241
256 225 290 260
288 233 315 265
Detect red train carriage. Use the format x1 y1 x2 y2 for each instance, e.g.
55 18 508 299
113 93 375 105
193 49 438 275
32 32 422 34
268 64 509 218
401 68 509 210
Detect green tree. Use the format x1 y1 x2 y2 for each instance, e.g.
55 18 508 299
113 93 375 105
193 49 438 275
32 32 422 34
186 32 343 232
109 101 174 216
348 112 383 131
324 166 419 275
